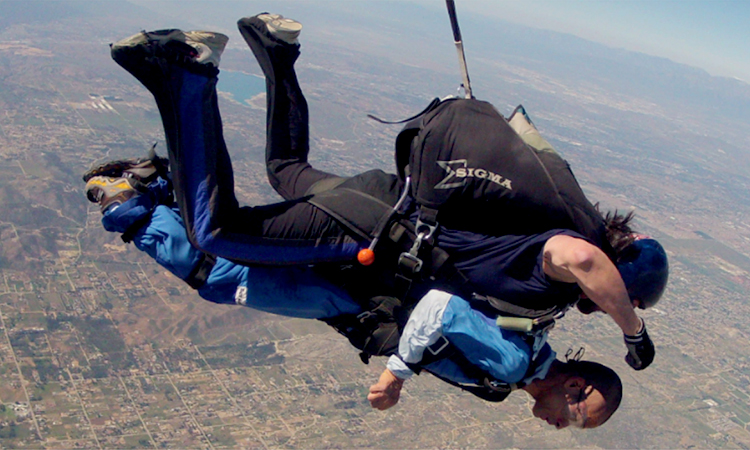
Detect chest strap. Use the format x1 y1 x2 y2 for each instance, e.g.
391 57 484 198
408 330 542 403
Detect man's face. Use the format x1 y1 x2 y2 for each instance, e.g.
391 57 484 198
531 381 606 429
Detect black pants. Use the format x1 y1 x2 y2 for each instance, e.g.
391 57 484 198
237 18 345 200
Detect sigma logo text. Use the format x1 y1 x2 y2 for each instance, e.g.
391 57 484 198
435 159 513 190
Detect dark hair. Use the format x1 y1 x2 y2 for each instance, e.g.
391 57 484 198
564 360 623 427
597 206 636 258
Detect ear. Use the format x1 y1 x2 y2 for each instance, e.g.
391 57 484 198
564 376 585 396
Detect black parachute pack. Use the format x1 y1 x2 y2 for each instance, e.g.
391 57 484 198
308 97 613 362
395 97 612 251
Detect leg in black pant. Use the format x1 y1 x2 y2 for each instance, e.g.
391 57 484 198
238 15 344 200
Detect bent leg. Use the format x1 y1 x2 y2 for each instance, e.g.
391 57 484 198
110 30 361 266
238 15 343 200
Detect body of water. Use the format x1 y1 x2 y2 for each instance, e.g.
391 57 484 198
217 70 265 105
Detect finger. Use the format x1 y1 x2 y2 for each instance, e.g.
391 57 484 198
367 392 384 408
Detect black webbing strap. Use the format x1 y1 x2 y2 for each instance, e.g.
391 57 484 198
367 97 442 124
407 334 538 403
184 253 217 290
120 214 153 243
417 205 439 228
400 336 456 375
393 205 441 302
428 370 513 403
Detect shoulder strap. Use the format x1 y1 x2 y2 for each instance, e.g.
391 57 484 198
184 253 217 290
411 331 540 403
427 369 513 402
307 187 395 242
419 343 520 403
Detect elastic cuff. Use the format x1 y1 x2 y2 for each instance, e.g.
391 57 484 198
101 195 155 233
624 317 646 339
386 355 414 380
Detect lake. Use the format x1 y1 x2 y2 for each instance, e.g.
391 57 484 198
217 70 265 105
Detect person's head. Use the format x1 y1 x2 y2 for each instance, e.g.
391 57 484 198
529 360 622 429
577 209 669 314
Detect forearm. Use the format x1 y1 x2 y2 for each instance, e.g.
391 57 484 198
545 235 654 368
597 295 642 336
578 255 642 335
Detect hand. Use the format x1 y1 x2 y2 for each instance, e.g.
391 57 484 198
367 368 404 410
624 318 655 370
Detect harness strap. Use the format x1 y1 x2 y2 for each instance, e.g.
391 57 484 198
392 204 442 303
307 187 395 242
471 293 567 323
120 214 153 244
432 375 512 402
408 330 542 402
387 219 464 307
404 335 456 375
419 350 518 403
184 253 217 290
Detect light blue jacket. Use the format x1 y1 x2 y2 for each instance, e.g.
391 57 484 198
387 290 555 386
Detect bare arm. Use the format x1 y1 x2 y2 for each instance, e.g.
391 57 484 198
543 234 642 336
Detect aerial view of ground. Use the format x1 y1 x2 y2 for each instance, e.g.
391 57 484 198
1 1 750 448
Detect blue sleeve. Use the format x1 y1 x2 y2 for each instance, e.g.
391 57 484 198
440 295 532 384
131 205 203 280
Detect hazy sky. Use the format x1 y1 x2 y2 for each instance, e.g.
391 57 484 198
428 0 749 82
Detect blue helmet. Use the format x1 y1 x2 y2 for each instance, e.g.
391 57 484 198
616 236 668 309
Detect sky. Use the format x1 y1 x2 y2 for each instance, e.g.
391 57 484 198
430 0 750 82
119 0 749 83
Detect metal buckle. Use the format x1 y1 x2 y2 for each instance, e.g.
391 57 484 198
427 335 450 356
534 318 556 334
356 310 376 323
484 378 513 393
414 218 437 242
398 251 423 274
398 218 437 275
